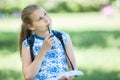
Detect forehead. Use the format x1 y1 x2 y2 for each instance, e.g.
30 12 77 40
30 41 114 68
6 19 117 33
30 8 46 21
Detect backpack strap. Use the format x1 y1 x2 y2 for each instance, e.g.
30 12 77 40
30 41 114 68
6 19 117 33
27 31 74 70
27 35 34 61
52 30 74 70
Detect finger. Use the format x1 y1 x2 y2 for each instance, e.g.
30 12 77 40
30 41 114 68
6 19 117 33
51 40 54 44
45 34 52 40
47 38 54 46
68 76 74 80
48 38 54 44
49 38 54 41
59 76 65 80
49 40 54 44
50 41 54 46
69 76 74 78
63 77 68 80
61 76 68 80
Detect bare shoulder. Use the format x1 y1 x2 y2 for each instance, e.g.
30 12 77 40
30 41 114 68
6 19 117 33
21 44 31 67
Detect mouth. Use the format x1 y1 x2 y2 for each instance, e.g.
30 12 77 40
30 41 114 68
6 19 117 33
48 26 51 34
47 23 51 28
47 21 51 27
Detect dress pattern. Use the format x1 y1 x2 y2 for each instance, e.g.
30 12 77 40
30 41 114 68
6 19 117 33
23 31 70 80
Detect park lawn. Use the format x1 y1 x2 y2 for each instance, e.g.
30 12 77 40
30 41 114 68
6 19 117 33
0 12 120 80
0 12 120 32
0 48 120 80
74 48 120 80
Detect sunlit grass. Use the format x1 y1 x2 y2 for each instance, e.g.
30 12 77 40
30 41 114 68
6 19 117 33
0 51 23 80
0 12 120 80
0 12 120 32
0 51 21 70
0 48 120 80
0 18 21 32
51 12 120 31
75 48 120 71
74 47 120 80
0 69 24 80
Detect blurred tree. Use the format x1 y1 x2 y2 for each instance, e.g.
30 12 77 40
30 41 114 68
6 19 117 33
66 0 80 12
0 0 116 14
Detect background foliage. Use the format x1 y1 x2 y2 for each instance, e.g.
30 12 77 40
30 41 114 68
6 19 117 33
0 0 120 80
0 0 116 13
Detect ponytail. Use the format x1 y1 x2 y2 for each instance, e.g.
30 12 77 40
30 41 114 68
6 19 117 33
19 4 40 57
19 23 32 57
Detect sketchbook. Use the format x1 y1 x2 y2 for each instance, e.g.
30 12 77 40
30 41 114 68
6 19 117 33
56 70 84 79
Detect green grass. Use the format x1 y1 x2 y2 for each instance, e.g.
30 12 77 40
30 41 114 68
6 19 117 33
1 31 120 54
0 32 18 52
0 12 120 80
0 52 24 80
74 48 120 80
66 30 120 49
0 69 24 80
0 48 120 80
50 12 120 31
0 12 120 32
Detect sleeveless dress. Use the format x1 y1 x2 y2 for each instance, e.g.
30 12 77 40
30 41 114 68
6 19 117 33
23 31 70 80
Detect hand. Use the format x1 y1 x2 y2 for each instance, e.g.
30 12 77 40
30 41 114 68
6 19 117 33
58 76 68 80
68 76 74 80
58 76 74 80
41 34 54 52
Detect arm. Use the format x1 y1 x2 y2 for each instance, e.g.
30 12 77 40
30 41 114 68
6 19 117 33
21 34 54 80
21 45 46 80
65 38 77 70
58 38 77 80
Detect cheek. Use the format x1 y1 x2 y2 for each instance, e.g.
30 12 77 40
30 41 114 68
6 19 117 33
48 17 52 22
46 15 52 22
38 20 45 25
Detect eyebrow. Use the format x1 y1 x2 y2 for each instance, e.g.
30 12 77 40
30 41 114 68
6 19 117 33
37 16 42 21
37 12 46 21
37 14 43 21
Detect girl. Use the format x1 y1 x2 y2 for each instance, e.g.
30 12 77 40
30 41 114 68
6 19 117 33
19 4 77 80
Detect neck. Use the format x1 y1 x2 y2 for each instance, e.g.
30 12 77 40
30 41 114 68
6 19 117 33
35 31 49 38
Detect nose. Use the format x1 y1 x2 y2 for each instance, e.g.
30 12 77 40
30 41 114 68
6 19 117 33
47 19 51 24
45 17 51 25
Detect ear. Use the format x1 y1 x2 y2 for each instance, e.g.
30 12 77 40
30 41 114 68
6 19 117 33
27 24 35 31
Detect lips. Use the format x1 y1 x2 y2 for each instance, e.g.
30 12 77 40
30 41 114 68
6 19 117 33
47 22 51 26
47 23 52 27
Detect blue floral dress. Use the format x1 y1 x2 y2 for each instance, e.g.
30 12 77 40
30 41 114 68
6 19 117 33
23 31 70 80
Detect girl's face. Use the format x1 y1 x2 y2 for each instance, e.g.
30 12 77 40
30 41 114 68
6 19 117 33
30 8 52 33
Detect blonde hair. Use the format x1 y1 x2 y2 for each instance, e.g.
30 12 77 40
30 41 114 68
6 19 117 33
19 4 40 56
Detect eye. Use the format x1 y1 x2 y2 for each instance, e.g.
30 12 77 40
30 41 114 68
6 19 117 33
38 17 42 21
44 13 47 16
